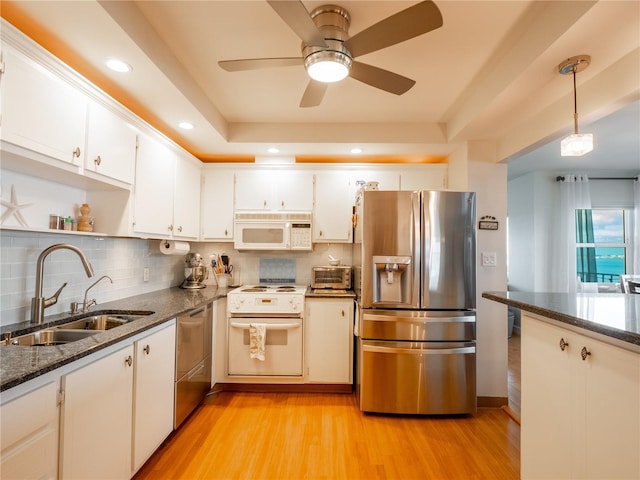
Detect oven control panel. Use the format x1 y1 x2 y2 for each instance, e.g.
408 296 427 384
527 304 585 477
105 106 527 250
228 294 304 314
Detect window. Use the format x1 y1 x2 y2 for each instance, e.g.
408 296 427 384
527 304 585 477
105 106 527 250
576 209 628 283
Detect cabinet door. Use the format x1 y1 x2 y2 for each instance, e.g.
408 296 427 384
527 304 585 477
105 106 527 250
582 337 640 479
133 133 175 237
201 169 234 240
314 171 353 242
85 99 137 184
1 46 86 166
276 171 314 211
173 152 201 239
60 344 134 480
235 170 314 211
305 298 354 383
133 322 176 473
234 170 271 210
0 381 59 480
521 317 574 479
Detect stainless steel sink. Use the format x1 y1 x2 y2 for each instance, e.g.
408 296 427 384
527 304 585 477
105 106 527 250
9 329 97 346
56 314 144 331
7 311 154 346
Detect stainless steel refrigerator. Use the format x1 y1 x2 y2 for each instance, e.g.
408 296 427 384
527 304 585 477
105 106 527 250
353 190 477 414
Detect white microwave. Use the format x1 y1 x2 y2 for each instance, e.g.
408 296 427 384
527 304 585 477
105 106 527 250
234 212 313 251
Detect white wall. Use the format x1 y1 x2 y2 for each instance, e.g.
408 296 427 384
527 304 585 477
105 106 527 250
507 171 557 292
451 141 509 402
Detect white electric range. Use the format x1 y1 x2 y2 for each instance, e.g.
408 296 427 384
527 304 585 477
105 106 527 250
226 284 307 377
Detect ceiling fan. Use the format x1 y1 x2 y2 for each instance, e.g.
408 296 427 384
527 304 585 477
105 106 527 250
218 1 443 107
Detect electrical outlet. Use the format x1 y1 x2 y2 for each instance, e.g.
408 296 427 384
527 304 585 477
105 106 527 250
143 267 150 282
482 252 497 267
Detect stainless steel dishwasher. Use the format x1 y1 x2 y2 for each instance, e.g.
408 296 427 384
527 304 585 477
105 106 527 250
175 302 212 428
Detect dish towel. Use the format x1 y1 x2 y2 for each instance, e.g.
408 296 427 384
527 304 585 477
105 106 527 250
249 323 266 361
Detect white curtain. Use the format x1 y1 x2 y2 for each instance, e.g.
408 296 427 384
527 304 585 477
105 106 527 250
551 174 592 293
634 177 640 275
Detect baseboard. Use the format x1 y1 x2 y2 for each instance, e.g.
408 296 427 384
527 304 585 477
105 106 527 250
477 396 508 408
212 382 354 394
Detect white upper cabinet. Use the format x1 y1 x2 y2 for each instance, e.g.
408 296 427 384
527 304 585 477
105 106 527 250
173 150 201 239
201 169 235 241
313 171 353 242
133 133 175 237
133 132 201 239
347 170 400 191
85 99 137 185
1 44 87 168
235 170 314 211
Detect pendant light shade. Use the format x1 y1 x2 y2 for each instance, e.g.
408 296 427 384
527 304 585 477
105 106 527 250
559 55 593 157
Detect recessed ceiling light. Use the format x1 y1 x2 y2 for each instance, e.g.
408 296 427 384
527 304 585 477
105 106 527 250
105 58 132 73
350 147 363 154
267 147 280 154
178 121 194 130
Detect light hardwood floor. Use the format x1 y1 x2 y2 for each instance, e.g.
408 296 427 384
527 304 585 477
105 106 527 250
134 391 520 480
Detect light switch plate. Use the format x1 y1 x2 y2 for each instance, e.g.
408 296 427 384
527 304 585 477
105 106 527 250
481 252 497 267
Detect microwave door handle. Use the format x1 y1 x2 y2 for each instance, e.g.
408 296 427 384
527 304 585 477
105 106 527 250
285 222 291 249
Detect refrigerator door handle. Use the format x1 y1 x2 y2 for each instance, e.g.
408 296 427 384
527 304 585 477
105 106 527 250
362 343 476 355
362 312 475 323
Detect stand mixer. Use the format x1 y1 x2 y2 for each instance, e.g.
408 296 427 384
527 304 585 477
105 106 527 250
181 253 209 289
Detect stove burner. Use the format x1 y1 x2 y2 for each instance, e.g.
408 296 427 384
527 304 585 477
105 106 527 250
276 287 296 292
240 287 267 293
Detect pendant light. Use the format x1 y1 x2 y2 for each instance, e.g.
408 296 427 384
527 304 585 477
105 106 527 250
559 55 593 156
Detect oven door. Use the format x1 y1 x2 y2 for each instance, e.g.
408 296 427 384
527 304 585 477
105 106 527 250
228 315 303 376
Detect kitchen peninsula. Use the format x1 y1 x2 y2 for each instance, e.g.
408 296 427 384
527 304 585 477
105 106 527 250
483 291 640 480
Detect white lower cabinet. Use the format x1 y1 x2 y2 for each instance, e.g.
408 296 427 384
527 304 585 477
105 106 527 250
60 343 134 480
305 298 354 384
521 314 640 479
0 380 59 480
60 321 176 479
132 322 177 473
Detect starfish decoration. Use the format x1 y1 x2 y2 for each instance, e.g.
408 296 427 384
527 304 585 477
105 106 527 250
1 184 33 227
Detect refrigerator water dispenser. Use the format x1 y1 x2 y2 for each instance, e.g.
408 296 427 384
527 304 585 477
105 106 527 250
372 256 411 304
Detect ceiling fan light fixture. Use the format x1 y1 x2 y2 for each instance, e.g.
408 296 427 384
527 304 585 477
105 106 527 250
559 55 593 157
305 50 351 83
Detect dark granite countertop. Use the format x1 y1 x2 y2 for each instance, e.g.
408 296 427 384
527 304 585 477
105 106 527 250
483 291 640 353
1 286 231 392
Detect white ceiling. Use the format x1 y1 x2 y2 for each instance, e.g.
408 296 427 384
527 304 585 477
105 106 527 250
4 0 639 178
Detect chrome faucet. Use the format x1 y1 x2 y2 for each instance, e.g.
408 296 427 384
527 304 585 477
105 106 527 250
31 244 94 324
71 275 113 314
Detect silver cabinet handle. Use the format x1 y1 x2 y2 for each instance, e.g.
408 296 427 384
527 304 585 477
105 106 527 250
125 355 133 367
143 345 150 355
94 155 102 166
581 346 591 361
177 226 183 233
560 338 569 351
168 224 174 232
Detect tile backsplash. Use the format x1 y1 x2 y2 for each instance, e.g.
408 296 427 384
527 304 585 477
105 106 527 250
0 230 352 327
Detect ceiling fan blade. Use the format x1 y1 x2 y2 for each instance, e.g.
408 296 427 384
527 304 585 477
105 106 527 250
344 1 443 58
300 80 328 108
350 61 416 95
218 57 303 72
267 0 328 47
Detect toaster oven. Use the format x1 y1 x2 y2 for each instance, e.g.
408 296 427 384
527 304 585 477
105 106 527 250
311 266 352 290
